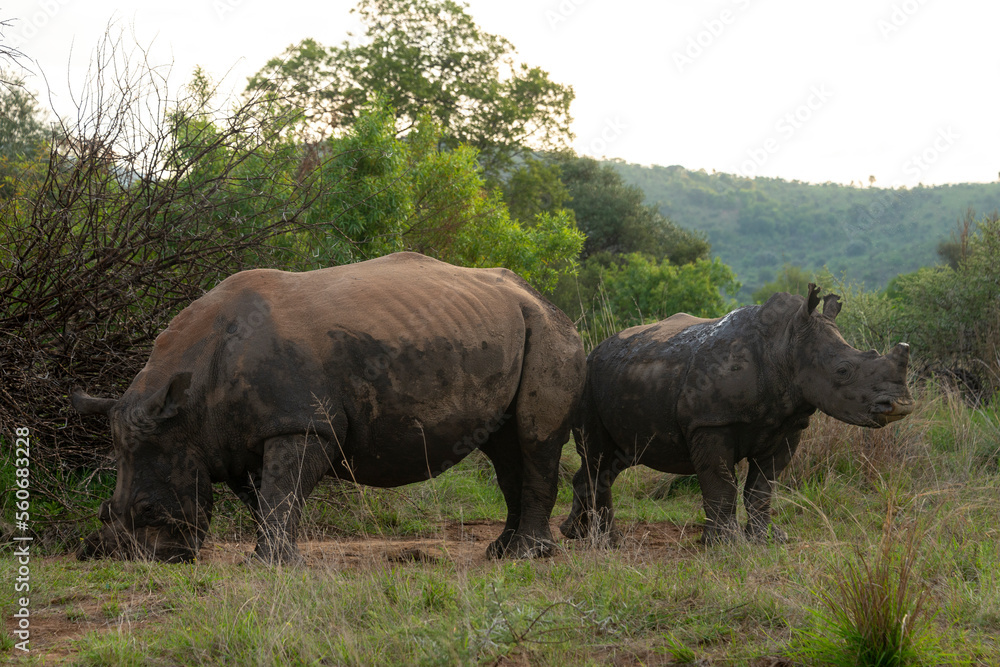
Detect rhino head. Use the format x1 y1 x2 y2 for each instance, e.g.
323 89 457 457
779 284 914 427
72 372 212 563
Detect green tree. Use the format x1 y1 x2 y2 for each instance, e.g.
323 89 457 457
751 264 815 303
601 253 740 326
245 100 585 289
500 154 571 224
0 72 48 196
887 210 1000 380
0 74 47 160
247 0 574 178
934 207 976 270
557 155 709 263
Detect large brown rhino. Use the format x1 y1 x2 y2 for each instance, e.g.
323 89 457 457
73 252 585 563
560 285 914 544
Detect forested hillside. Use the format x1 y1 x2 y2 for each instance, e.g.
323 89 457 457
611 162 1000 298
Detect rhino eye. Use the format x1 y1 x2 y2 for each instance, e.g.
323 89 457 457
834 363 854 381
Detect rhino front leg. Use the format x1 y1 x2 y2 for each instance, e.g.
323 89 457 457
690 429 740 544
253 434 332 564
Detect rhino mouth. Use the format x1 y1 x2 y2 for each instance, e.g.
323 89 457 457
79 507 207 563
870 398 915 425
77 526 200 563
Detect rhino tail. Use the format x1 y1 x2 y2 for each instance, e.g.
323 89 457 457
513 302 586 445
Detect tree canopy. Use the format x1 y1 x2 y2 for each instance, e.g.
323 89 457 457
557 155 709 264
247 0 574 178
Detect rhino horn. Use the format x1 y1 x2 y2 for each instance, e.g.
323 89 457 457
888 342 910 370
71 390 118 416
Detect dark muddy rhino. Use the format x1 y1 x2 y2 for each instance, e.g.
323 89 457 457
561 284 914 544
73 252 585 563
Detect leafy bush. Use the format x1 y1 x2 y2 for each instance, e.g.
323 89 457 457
887 211 1000 386
599 253 739 326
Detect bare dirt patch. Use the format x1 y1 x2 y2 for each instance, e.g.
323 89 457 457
198 517 703 569
5 554 153 664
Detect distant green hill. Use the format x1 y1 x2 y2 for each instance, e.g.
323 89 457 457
610 162 1000 299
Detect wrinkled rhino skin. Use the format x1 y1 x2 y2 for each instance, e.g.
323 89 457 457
561 284 914 545
73 252 585 563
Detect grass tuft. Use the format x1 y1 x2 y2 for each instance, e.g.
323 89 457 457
793 518 942 667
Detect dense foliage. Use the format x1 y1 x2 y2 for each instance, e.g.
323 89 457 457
889 211 1000 386
544 155 736 346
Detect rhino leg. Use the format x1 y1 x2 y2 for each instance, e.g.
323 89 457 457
252 434 332 564
560 422 623 543
229 474 269 549
743 460 787 544
481 421 559 559
479 426 522 557
743 436 799 543
691 429 741 544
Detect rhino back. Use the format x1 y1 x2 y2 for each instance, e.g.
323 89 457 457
585 318 703 467
587 306 793 470
130 253 565 485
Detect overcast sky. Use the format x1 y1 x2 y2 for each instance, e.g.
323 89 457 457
5 0 998 187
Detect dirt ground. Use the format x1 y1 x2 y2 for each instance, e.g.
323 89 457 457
200 517 703 568
8 519 704 663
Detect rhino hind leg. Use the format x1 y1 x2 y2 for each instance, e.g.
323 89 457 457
480 417 559 559
251 433 333 564
560 422 623 544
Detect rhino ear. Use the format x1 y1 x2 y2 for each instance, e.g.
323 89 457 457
799 283 820 317
805 283 822 315
143 372 192 421
822 294 842 321
71 390 118 416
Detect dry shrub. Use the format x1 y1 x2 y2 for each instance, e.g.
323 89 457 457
782 389 935 490
0 31 355 530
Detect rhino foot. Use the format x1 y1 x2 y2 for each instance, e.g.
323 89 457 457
560 517 622 549
745 523 788 544
249 542 304 566
699 522 742 546
559 514 587 540
560 508 618 542
486 532 554 559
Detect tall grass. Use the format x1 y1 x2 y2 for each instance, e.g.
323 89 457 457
576 280 629 352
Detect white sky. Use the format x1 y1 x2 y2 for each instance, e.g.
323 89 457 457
4 0 998 187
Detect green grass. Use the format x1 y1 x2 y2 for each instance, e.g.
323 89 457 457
4 386 1000 665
